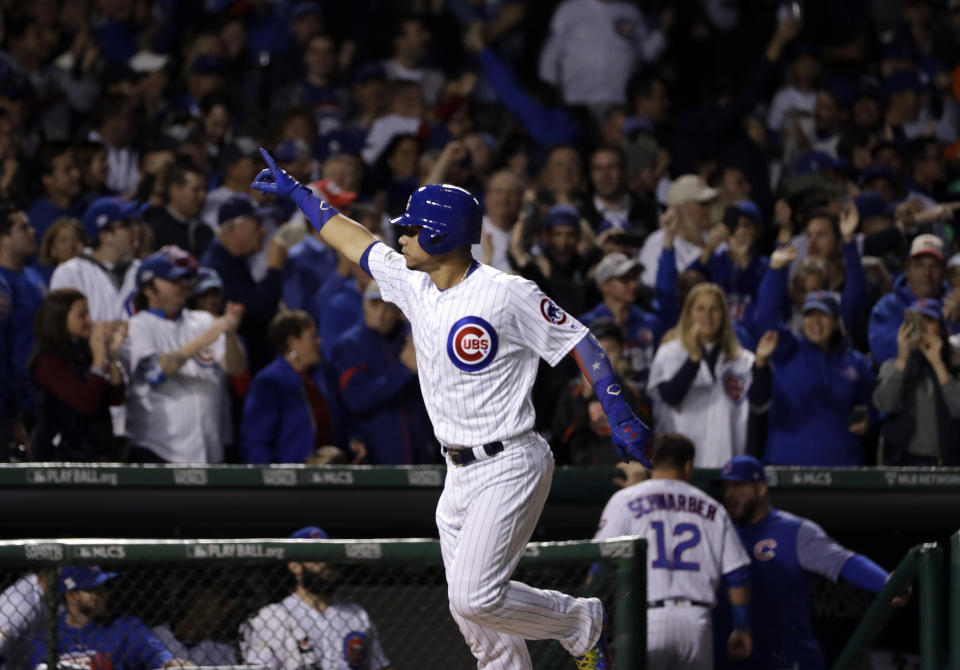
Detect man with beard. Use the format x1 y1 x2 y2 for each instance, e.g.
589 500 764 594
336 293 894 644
240 526 394 670
717 455 907 669
28 566 186 669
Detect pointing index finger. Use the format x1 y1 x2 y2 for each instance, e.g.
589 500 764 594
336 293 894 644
259 147 279 172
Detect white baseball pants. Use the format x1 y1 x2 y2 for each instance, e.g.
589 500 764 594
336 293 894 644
436 435 603 669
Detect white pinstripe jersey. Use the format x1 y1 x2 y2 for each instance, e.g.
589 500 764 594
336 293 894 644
365 241 587 447
595 478 749 605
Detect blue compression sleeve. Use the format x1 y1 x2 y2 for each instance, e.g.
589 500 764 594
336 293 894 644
725 565 752 631
293 185 340 232
731 604 751 631
839 554 888 593
573 334 627 415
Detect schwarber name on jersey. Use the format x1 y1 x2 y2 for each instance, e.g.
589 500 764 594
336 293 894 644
595 479 749 605
364 241 587 447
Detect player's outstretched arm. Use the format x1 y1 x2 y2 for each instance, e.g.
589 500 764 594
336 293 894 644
571 333 652 467
251 148 375 264
726 566 752 661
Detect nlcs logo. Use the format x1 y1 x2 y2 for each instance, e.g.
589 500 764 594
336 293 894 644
447 316 499 372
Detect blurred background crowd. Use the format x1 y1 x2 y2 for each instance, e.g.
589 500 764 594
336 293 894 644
0 0 959 468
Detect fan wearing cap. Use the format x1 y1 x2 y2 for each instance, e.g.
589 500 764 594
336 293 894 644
122 245 246 463
716 455 906 670
200 195 287 372
240 526 393 670
873 298 960 465
329 281 434 464
509 204 595 316
750 291 875 466
50 196 144 322
580 252 669 386
869 233 949 364
200 147 261 232
758 204 868 345
28 566 188 669
638 175 719 287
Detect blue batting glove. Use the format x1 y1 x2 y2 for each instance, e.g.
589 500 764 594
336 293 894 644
251 148 307 202
610 410 652 468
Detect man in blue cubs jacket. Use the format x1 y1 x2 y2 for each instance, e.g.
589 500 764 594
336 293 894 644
29 566 187 669
330 281 435 464
715 456 908 669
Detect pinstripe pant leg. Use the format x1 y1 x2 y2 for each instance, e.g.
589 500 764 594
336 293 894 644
438 440 602 666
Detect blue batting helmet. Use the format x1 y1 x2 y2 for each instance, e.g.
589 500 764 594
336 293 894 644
392 184 482 255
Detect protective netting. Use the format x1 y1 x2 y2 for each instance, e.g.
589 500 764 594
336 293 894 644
0 538 644 670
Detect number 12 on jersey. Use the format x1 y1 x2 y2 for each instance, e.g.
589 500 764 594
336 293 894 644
650 521 701 571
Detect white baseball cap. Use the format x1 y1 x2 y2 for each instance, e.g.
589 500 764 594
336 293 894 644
666 175 719 207
595 253 640 284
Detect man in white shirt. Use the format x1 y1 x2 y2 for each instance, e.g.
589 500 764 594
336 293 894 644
122 245 246 463
639 175 717 286
240 526 393 670
50 196 143 321
539 0 667 107
381 16 445 106
471 170 523 272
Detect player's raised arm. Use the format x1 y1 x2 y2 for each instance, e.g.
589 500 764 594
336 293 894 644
571 333 652 467
251 148 375 264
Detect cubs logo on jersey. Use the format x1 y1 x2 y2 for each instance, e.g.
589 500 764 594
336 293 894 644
722 370 746 403
342 631 368 669
754 538 777 561
539 298 567 326
446 316 498 372
194 344 218 367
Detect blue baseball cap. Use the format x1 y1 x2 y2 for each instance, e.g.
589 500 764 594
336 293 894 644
290 526 328 539
859 164 899 189
718 455 766 483
544 205 580 229
793 151 841 176
353 63 386 85
732 200 762 226
291 1 322 20
81 197 148 239
193 267 224 295
802 290 841 318
883 70 923 96
854 191 893 220
908 298 943 321
59 565 117 593
217 195 260 225
136 245 198 287
274 139 312 163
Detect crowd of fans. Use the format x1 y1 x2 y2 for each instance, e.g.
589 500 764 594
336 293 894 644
0 0 959 467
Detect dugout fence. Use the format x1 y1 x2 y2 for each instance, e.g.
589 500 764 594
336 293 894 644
0 536 646 670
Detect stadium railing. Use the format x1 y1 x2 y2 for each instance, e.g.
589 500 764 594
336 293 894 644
0 536 646 670
831 543 944 670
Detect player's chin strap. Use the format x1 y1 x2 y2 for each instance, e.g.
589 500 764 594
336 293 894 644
572 333 651 466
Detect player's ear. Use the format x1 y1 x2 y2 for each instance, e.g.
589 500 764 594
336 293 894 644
757 481 768 499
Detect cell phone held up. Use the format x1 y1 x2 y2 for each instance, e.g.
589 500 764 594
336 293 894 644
903 310 923 339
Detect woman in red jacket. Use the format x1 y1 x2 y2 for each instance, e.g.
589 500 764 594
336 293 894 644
29 288 126 461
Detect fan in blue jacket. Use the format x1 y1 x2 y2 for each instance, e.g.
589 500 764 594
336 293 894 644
241 310 347 464
752 274 875 465
330 281 436 465
869 233 949 364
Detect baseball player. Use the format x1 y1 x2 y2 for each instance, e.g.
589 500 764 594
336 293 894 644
717 455 908 670
594 433 753 669
252 148 651 670
49 196 144 322
28 565 187 669
239 526 393 670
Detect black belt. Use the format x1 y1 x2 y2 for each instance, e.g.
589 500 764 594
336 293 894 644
648 599 711 609
445 441 504 466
